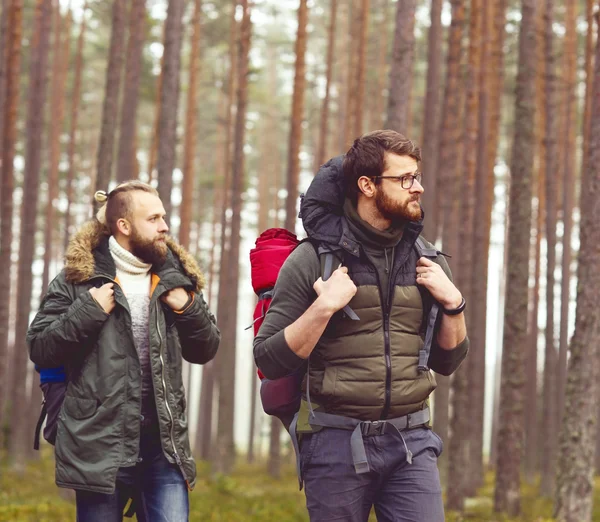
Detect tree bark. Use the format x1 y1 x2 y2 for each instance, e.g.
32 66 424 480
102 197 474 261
156 0 186 221
284 0 309 233
116 0 147 183
370 0 390 132
352 0 369 138
438 0 465 252
420 0 443 242
447 0 482 508
0 0 10 189
64 2 87 254
213 0 252 475
342 0 359 148
0 0 23 452
540 0 559 497
41 4 71 297
524 0 546 482
555 13 600 521
179 0 202 248
556 0 577 432
493 0 537 514
385 0 416 134
433 0 466 479
95 0 126 198
314 0 337 172
204 4 237 465
466 0 494 494
8 0 53 469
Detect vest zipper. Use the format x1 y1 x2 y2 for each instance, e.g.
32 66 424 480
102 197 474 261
364 253 393 420
155 301 189 485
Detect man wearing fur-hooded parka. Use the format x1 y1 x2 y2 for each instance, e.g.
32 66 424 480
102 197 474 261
28 181 220 522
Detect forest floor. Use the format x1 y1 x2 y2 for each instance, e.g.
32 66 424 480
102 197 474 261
1 449 599 521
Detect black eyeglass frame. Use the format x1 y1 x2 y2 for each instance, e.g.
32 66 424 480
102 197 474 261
370 172 423 190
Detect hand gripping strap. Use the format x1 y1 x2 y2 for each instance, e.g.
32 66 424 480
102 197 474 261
320 251 359 321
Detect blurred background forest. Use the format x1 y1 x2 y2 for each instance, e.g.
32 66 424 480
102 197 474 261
0 0 599 520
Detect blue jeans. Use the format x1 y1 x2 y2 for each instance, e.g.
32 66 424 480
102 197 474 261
75 435 189 522
300 426 444 522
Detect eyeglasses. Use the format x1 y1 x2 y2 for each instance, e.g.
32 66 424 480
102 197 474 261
370 172 423 189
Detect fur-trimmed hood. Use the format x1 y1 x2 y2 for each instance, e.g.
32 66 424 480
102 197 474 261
64 220 206 292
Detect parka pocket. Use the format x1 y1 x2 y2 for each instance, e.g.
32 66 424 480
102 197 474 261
320 366 338 398
62 396 97 420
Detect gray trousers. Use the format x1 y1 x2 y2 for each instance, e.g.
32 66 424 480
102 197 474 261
300 426 445 522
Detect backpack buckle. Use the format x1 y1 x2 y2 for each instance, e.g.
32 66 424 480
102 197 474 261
361 420 386 437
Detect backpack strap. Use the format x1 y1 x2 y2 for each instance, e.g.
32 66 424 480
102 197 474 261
414 237 442 373
320 251 360 321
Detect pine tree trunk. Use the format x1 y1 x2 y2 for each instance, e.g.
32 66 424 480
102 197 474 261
556 0 577 430
0 0 10 187
205 3 237 465
434 0 466 477
385 0 416 134
420 0 443 242
555 14 600 520
467 0 493 494
335 0 350 153
95 0 126 198
116 0 147 183
213 0 252 475
41 5 71 296
179 0 202 248
524 0 546 482
368 0 390 132
582 0 595 181
284 0 308 232
314 0 337 172
438 0 465 252
352 0 369 138
540 0 559 497
493 0 537 514
0 0 23 451
147 61 163 180
342 0 359 148
267 418 282 478
447 0 482 508
64 2 87 254
156 0 186 221
8 0 52 469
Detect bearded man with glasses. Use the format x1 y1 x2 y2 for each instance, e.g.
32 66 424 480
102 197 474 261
254 129 469 521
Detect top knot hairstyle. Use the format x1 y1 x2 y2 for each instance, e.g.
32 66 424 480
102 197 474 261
342 130 421 202
95 181 159 236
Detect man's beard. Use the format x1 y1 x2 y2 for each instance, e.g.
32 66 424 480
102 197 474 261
375 187 422 223
129 228 168 265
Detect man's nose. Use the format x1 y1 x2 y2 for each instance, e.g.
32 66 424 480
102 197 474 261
411 178 424 193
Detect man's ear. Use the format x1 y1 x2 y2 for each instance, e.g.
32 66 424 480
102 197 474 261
116 218 131 237
357 176 376 199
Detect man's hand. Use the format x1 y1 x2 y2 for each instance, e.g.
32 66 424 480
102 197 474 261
161 287 190 311
89 283 116 314
313 266 357 314
416 257 462 310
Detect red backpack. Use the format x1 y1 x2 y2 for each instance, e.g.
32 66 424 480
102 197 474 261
249 228 304 423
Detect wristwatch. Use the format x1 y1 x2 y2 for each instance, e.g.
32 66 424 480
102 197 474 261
442 297 466 316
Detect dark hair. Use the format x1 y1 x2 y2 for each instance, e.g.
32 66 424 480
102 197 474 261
103 181 159 236
342 130 421 201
